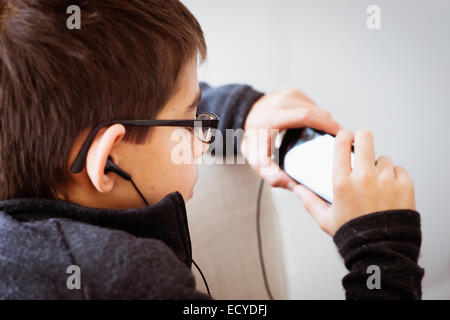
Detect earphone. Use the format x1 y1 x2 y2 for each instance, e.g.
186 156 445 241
104 157 131 181
103 157 211 297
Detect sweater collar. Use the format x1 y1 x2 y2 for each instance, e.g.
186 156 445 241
0 191 192 267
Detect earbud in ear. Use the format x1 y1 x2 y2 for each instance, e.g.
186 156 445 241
104 157 132 181
104 157 149 206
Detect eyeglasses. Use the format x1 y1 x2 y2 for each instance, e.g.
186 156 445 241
71 112 219 173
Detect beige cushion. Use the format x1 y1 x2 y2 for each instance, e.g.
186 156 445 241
186 162 287 299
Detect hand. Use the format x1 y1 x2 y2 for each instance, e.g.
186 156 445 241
291 129 416 236
242 89 340 189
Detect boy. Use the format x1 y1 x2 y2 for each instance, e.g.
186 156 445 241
0 0 423 299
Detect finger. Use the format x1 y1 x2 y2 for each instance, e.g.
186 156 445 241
394 166 416 210
354 130 375 172
245 128 299 189
333 129 354 182
254 159 295 189
283 88 315 105
291 184 330 225
394 165 413 184
268 169 298 189
286 88 317 105
282 101 337 128
375 155 394 175
273 108 340 135
277 95 317 110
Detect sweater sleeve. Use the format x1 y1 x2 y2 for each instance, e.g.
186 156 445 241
198 82 265 156
333 210 424 300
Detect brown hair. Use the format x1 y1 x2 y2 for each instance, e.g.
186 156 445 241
0 0 206 200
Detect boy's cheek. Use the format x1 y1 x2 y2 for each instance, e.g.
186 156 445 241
166 163 197 199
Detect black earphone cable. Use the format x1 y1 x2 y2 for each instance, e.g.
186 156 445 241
192 259 211 296
130 179 149 206
128 176 211 297
256 178 274 300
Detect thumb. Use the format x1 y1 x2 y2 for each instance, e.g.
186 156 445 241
290 184 330 228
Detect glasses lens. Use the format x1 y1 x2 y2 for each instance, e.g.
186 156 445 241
195 113 216 143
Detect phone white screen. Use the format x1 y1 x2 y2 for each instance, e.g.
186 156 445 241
284 134 354 203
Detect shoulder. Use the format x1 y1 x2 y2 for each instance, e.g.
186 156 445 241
0 214 207 299
56 218 208 299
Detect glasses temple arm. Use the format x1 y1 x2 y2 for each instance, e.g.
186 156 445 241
71 125 106 173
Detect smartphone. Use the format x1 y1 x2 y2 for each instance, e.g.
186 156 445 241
278 128 354 204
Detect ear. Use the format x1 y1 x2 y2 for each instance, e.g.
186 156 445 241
85 124 126 193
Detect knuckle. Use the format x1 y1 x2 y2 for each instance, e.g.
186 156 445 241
395 166 414 190
378 171 393 185
399 175 414 190
355 171 375 185
334 177 350 194
377 155 391 164
336 129 353 142
395 165 407 176
286 88 300 96
356 129 373 140
323 110 332 118
299 108 312 121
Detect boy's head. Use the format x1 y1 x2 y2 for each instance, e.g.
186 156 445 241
0 0 207 208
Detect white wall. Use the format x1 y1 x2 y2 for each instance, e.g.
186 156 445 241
185 0 450 299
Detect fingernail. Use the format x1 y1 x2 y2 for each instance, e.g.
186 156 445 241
288 182 296 190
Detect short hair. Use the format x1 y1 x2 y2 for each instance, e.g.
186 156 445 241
0 0 207 200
